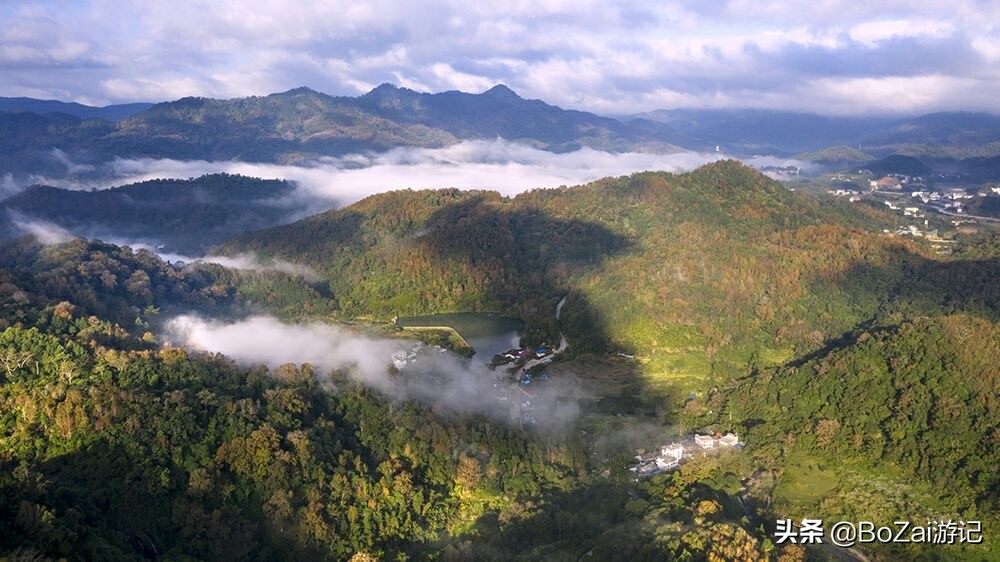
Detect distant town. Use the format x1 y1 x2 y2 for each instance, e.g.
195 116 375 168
820 169 1000 253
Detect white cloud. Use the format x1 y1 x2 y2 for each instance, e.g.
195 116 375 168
791 74 989 115
849 19 954 47
9 140 804 211
91 140 736 208
430 63 494 92
156 251 321 280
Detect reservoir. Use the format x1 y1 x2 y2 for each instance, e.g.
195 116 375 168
396 312 523 361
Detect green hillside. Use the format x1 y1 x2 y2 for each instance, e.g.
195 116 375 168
794 146 874 164
223 160 999 387
715 314 1000 560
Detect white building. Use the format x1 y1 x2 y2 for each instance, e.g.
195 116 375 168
661 443 684 461
694 434 715 450
655 456 679 470
719 433 739 447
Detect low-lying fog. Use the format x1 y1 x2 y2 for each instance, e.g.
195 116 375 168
11 140 810 210
165 314 581 429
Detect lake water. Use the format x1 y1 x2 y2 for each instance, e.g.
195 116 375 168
396 312 523 361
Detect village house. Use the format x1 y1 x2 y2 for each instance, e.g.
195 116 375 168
661 443 684 460
719 433 739 447
694 434 715 450
828 189 858 197
655 455 679 470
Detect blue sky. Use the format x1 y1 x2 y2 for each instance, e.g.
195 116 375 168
1 0 998 115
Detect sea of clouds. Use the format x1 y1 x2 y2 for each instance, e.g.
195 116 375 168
16 140 809 209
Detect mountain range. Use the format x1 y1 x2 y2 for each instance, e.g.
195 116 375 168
0 85 693 180
637 108 1000 157
0 96 152 121
4 85 1000 183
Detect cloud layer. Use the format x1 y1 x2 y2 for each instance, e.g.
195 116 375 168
32 140 803 209
2 1 998 115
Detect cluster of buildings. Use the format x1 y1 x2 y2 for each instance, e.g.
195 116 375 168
495 345 554 366
518 386 537 426
630 432 741 478
869 174 925 191
881 200 927 218
926 189 975 214
827 188 862 202
829 174 857 184
886 224 940 239
391 348 419 369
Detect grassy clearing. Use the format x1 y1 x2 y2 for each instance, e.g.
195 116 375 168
773 450 840 511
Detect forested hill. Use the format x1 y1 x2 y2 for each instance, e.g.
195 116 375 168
217 159 1000 384
0 174 307 254
711 314 1000 560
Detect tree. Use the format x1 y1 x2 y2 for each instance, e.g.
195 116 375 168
455 455 481 490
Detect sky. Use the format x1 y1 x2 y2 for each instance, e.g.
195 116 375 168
1 0 998 115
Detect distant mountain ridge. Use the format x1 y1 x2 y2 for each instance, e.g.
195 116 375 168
0 96 153 121
0 84 696 180
353 83 694 150
117 83 695 155
3 85 1000 181
634 108 1000 157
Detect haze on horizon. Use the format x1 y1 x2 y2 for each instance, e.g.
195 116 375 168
2 0 998 117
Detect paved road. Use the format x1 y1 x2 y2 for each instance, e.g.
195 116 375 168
931 207 1000 223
